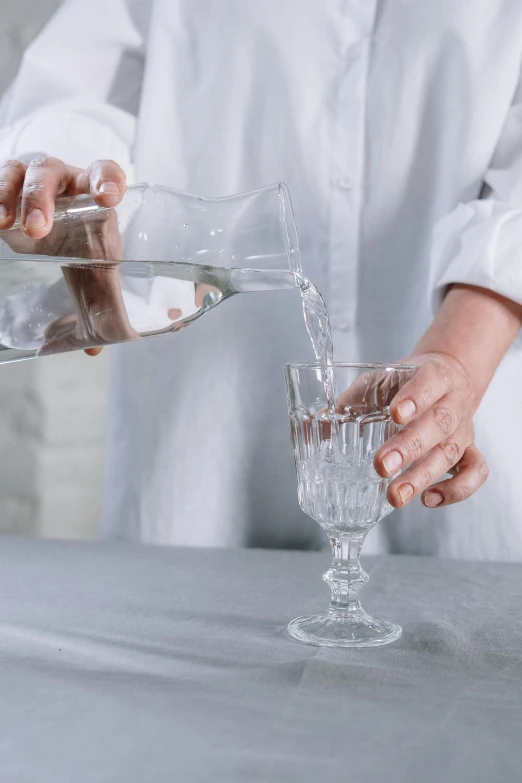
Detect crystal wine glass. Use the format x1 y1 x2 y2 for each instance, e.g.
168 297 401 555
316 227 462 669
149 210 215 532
285 361 417 647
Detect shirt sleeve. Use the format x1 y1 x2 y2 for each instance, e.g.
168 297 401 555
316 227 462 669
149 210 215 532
431 65 522 311
0 0 146 182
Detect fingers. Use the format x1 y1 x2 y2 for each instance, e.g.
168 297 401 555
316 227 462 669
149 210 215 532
21 157 74 239
72 159 126 208
0 156 126 240
336 368 410 413
84 348 103 357
389 357 458 426
195 283 220 308
0 159 27 230
375 392 463 479
336 370 381 411
60 265 138 343
421 445 488 508
387 423 470 508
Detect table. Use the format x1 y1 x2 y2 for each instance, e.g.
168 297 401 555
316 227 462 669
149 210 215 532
0 536 521 782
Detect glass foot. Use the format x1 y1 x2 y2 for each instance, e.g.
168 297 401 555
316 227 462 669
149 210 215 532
287 610 402 648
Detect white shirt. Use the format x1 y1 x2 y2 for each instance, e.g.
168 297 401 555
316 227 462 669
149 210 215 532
2 0 522 558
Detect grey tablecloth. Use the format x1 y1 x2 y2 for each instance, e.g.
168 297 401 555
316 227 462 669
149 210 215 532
1 536 522 782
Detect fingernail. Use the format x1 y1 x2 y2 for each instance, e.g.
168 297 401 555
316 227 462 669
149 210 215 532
397 399 416 422
424 490 443 508
0 204 7 221
398 483 414 505
98 181 119 195
383 450 402 475
24 208 46 229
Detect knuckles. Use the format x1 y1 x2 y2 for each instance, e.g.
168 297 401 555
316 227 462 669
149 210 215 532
453 481 473 502
27 156 64 170
0 178 21 195
0 159 26 174
416 464 435 488
88 159 123 177
432 403 458 437
438 438 462 467
22 181 48 199
400 432 425 461
476 458 489 483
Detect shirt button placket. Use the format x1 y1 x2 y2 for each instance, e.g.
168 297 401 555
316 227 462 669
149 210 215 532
328 0 377 334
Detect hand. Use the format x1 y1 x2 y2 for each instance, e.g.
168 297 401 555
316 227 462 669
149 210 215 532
0 157 128 356
0 158 222 356
374 352 489 509
0 156 126 238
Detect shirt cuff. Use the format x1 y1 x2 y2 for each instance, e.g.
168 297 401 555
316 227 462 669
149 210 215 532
430 200 522 312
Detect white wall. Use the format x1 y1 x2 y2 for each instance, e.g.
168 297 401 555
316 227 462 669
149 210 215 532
0 0 108 539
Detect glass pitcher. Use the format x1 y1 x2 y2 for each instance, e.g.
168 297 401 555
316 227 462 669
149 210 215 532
0 183 302 362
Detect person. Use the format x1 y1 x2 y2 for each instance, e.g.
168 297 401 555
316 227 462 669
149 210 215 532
0 0 521 559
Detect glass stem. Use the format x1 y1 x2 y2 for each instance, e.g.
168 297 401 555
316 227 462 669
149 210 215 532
324 533 369 620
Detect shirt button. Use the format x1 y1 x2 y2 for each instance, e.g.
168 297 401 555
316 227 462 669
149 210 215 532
337 177 353 191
